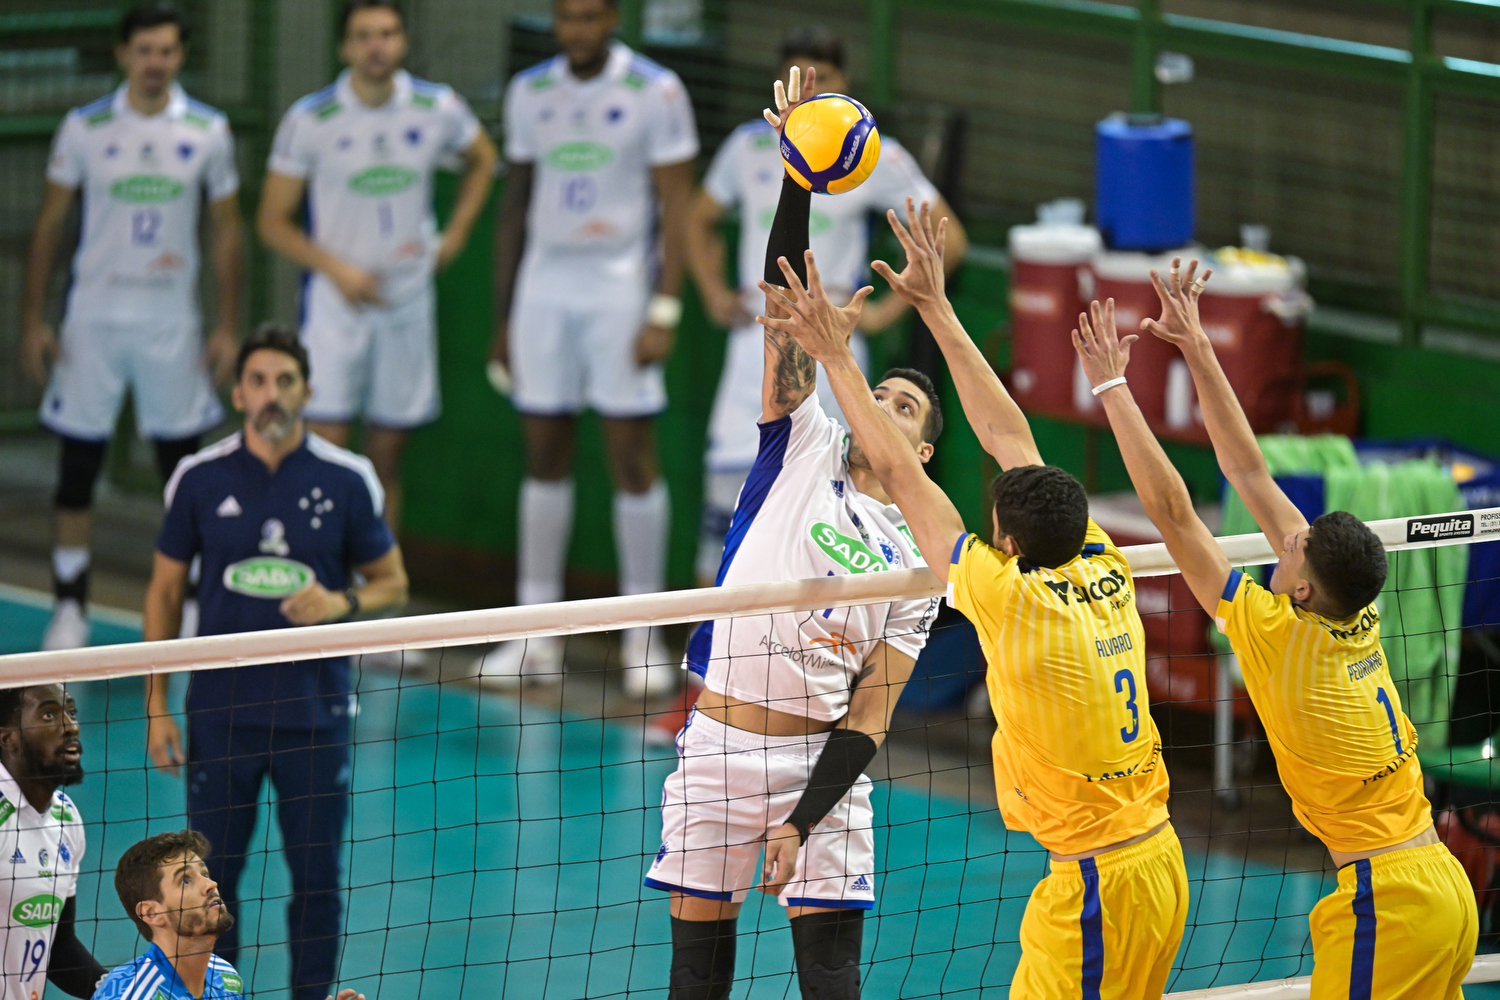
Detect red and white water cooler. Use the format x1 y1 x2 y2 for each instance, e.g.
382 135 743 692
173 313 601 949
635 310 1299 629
1007 224 1101 419
1083 250 1192 427
1166 252 1311 443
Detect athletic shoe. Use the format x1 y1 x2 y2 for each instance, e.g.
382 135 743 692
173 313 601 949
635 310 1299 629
621 627 678 698
478 636 563 686
42 600 89 651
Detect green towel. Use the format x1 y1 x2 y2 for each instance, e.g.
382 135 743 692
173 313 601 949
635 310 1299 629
1215 436 1466 750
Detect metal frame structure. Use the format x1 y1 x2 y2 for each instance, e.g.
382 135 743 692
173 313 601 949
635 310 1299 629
611 0 1500 346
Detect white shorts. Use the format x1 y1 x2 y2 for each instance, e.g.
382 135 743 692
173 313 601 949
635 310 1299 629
40 317 222 441
645 709 876 909
705 320 870 471
508 282 665 418
300 277 438 428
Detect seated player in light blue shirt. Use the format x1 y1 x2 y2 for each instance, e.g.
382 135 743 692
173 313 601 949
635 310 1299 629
93 830 365 1000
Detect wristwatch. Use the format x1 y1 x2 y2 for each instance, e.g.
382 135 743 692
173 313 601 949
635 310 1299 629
344 588 361 616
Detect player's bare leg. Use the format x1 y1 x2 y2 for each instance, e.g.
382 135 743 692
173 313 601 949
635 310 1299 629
307 420 351 447
602 416 675 698
363 426 408 533
479 415 577 686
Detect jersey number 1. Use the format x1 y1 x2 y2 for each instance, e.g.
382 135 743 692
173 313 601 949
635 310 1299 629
1375 686 1404 755
20 939 45 983
1114 669 1140 743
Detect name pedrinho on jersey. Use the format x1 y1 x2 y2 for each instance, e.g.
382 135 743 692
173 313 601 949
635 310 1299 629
690 393 937 722
702 119 940 299
269 70 481 305
47 83 238 326
0 765 83 1000
504 42 698 295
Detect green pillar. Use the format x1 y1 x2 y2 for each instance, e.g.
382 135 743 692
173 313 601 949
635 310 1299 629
1398 2 1434 346
621 0 644 48
1130 0 1161 114
869 0 895 111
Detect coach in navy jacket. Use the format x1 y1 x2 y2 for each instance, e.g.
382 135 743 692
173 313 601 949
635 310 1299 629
141 323 408 1000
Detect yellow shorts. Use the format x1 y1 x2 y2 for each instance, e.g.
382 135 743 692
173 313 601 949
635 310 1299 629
1309 842 1478 1000
1012 824 1189 1000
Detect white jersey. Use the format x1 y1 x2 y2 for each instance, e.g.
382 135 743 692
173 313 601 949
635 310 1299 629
269 69 482 306
504 42 698 300
47 83 238 325
0 765 83 1000
703 118 939 300
688 393 938 721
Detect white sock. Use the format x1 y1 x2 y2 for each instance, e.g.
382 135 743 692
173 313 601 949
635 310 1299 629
53 546 90 583
614 480 669 598
517 478 574 607
615 482 670 667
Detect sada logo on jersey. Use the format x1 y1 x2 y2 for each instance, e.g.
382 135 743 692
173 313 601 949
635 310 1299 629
347 165 418 196
545 142 615 172
12 894 62 928
809 521 888 574
110 175 185 203
222 558 316 598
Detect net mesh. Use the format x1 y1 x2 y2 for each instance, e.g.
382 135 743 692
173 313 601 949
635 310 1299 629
3 513 1497 1000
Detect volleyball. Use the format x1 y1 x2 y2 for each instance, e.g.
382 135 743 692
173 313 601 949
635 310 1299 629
779 93 882 195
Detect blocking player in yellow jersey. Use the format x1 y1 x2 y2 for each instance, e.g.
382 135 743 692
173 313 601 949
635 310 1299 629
1072 261 1479 1000
758 201 1187 1000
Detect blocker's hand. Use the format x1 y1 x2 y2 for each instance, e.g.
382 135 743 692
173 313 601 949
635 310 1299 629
1142 256 1213 350
763 64 817 135
1071 298 1135 392
280 582 350 625
147 714 185 777
874 198 950 314
327 989 365 1000
757 250 872 366
759 822 802 896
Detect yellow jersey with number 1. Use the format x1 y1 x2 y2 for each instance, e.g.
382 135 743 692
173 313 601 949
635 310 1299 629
1216 570 1431 853
947 520 1171 856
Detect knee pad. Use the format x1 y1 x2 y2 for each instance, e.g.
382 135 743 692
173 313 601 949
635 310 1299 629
669 916 737 1000
153 434 201 484
790 910 864 1000
54 436 107 511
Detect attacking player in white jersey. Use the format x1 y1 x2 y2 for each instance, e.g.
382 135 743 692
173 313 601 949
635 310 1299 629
258 0 498 531
643 66 938 1000
485 0 698 695
687 27 967 585
22 3 243 651
0 685 105 1000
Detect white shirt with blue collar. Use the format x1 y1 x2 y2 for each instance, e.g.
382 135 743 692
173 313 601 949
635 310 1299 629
0 762 84 1000
46 82 238 326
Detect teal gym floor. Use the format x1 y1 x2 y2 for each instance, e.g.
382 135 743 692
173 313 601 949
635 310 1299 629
1 590 1491 999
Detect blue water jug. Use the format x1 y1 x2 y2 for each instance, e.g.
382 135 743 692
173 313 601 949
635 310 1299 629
1095 113 1194 251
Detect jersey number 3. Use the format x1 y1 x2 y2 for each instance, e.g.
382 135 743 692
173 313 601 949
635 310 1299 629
1114 669 1140 743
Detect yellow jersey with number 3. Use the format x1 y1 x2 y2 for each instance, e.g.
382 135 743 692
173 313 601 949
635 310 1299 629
947 520 1171 856
1216 570 1431 853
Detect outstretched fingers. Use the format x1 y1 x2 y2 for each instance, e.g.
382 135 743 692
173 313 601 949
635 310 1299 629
802 249 827 302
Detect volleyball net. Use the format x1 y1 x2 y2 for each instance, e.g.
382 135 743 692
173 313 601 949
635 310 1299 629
3 507 1499 999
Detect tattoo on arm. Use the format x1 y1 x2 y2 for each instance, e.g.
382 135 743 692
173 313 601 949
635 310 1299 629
769 328 817 410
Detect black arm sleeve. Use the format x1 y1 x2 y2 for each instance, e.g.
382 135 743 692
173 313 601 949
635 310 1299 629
785 729 879 843
763 173 813 287
47 896 107 999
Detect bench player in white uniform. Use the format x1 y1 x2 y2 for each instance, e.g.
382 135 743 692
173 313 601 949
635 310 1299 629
485 0 698 695
645 76 938 995
0 685 106 1000
258 0 498 530
687 27 966 585
22 4 242 650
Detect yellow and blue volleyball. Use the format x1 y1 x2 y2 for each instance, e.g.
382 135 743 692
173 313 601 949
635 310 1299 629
780 94 881 195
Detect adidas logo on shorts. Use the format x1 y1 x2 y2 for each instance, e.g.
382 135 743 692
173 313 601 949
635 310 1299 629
850 875 871 891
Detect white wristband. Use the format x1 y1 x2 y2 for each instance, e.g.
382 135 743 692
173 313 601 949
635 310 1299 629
1091 376 1128 396
647 293 683 329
